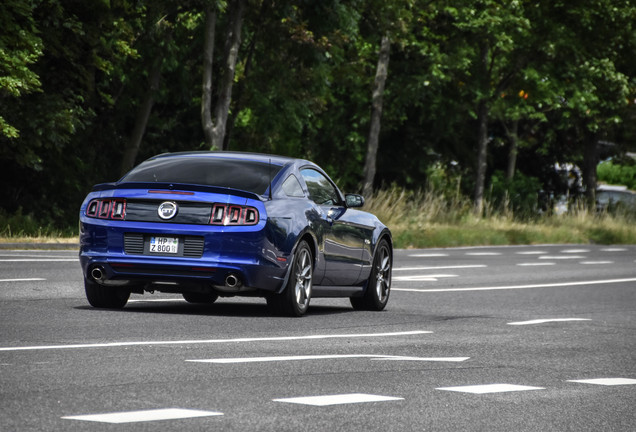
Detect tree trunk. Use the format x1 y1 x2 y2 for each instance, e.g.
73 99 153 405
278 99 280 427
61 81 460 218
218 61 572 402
201 0 246 151
505 119 519 180
362 34 390 198
201 5 217 148
120 54 162 176
223 0 270 150
473 42 490 215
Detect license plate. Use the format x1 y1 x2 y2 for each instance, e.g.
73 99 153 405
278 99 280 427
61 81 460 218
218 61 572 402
149 236 179 254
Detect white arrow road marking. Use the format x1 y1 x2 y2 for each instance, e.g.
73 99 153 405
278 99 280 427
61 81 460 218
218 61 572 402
273 394 403 406
508 318 591 326
62 409 222 424
187 354 469 364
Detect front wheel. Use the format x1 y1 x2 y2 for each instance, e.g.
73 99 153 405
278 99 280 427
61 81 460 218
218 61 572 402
84 278 130 309
267 240 313 317
351 239 391 311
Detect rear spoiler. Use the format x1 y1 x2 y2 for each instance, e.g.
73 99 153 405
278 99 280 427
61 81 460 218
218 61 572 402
91 182 264 201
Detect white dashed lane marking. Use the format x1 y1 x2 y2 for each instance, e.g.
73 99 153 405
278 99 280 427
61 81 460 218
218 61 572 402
516 262 555 266
0 278 47 282
465 252 501 256
516 251 547 255
436 384 545 394
408 253 449 257
539 255 585 260
188 354 469 364
601 248 628 252
568 378 636 386
507 318 591 326
0 259 78 262
393 265 486 271
580 261 613 265
62 408 223 424
560 249 590 253
393 274 457 282
273 393 403 406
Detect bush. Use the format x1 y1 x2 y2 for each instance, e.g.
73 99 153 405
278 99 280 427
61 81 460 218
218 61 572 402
597 160 636 190
488 171 542 219
0 208 76 238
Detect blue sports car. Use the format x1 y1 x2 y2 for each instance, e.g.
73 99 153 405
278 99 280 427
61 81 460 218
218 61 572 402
79 151 392 316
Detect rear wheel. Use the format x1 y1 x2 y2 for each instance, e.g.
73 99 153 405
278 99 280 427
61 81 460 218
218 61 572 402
351 239 391 311
84 277 130 309
267 240 313 317
182 292 218 304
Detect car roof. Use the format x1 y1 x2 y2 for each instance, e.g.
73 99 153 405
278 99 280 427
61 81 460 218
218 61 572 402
149 151 302 167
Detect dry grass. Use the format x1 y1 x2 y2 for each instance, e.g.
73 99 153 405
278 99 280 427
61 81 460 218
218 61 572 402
363 186 636 249
2 187 635 249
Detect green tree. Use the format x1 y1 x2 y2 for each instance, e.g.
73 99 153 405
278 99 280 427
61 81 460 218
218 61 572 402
0 0 43 140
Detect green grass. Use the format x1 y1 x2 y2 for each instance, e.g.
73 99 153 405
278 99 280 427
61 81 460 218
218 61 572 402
2 187 636 248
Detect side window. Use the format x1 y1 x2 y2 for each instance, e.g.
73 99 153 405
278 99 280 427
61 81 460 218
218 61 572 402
282 174 304 197
300 168 341 206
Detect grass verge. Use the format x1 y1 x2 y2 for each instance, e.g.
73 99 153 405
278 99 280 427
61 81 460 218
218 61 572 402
363 187 636 249
2 187 635 249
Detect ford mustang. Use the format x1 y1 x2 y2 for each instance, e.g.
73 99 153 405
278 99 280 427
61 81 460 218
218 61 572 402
79 151 392 316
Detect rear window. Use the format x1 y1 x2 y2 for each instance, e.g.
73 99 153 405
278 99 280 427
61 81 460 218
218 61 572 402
120 157 283 195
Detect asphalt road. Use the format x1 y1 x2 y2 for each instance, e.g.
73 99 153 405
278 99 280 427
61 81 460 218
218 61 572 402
1 244 635 431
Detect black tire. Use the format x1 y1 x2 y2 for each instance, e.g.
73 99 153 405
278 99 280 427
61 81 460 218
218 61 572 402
84 277 130 309
267 240 313 317
351 239 391 311
182 292 219 304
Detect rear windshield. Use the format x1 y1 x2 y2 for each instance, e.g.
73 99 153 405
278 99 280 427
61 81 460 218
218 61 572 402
120 157 283 195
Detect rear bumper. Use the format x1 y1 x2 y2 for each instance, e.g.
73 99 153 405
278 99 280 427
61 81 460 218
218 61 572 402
79 220 289 294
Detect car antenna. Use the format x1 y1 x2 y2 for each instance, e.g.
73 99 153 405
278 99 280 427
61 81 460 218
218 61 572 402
268 158 273 200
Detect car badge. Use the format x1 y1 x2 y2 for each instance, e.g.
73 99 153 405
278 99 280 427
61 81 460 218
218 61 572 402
158 202 178 220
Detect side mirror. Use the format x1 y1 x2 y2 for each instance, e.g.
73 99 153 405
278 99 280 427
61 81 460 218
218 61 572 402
345 194 365 208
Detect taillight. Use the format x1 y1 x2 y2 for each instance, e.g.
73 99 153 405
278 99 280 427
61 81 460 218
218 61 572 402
210 203 259 226
86 199 126 220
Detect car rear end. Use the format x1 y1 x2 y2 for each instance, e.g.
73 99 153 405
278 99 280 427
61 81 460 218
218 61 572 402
79 154 290 298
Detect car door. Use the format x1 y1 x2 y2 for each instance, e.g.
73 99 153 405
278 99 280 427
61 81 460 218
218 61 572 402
300 168 364 285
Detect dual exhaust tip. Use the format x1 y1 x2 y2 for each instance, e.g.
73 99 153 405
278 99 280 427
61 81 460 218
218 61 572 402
90 265 242 289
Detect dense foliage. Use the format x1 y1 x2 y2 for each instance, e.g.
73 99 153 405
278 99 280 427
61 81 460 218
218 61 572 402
1 0 635 230
597 159 636 190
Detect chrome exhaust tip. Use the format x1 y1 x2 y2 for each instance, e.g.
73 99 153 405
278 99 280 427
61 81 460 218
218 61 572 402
225 273 241 288
91 266 105 282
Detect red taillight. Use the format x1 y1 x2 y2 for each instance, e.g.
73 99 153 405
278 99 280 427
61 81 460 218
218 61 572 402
86 199 126 220
210 203 259 226
86 200 99 217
